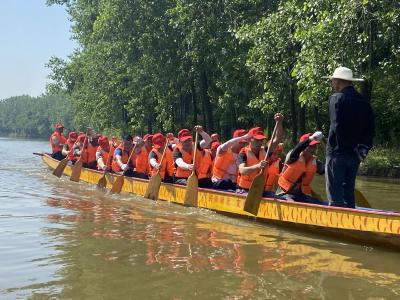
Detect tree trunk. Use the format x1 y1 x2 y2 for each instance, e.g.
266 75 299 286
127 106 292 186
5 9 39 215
289 81 298 144
200 69 214 132
298 105 306 134
191 77 197 126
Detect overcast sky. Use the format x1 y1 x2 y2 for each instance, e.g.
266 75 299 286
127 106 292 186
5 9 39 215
0 1 76 100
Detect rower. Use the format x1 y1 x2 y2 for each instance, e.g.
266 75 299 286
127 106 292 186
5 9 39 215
111 135 136 175
276 132 325 204
173 126 212 186
96 136 114 171
50 123 67 160
74 128 99 169
149 133 174 183
62 131 78 165
211 129 251 191
134 134 152 179
237 113 284 196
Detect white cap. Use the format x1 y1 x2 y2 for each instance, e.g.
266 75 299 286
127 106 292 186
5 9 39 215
323 67 364 82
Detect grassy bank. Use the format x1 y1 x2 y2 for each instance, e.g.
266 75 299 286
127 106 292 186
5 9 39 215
359 147 400 178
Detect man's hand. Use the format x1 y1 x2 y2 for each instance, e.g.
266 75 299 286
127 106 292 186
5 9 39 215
187 164 194 171
258 160 267 169
310 131 324 141
121 164 128 171
194 125 204 133
101 165 107 171
274 113 284 122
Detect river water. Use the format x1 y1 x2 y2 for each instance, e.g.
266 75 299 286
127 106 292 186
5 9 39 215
1 138 400 299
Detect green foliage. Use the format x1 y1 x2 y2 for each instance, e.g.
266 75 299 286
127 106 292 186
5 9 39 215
41 0 400 147
0 94 73 138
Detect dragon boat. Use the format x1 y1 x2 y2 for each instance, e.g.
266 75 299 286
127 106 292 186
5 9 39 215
41 153 400 250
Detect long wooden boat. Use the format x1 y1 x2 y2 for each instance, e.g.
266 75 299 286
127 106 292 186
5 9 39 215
41 154 400 250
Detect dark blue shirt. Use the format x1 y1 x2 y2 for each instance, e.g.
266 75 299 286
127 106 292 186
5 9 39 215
327 86 374 155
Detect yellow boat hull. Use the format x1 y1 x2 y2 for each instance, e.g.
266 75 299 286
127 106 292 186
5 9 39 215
42 154 400 249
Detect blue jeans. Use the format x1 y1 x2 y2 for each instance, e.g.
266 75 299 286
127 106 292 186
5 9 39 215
325 152 360 208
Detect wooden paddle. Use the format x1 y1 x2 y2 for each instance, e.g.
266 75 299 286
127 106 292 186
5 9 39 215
183 132 199 207
53 138 79 178
70 134 87 182
144 138 168 200
110 142 138 194
243 123 278 215
97 143 114 189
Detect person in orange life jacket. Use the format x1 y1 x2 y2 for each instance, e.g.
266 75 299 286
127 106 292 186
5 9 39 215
275 132 326 204
62 131 78 165
96 136 114 171
172 125 212 186
112 135 136 175
50 123 67 160
132 134 152 179
210 141 221 160
237 113 284 196
211 133 220 143
211 129 252 191
74 130 100 169
166 133 179 151
149 133 174 183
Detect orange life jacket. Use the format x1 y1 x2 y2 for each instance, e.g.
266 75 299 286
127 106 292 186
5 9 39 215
50 131 67 153
97 143 114 170
174 144 201 179
197 149 213 179
66 139 76 161
149 147 174 179
237 146 267 190
278 155 317 195
80 141 97 164
135 147 150 175
111 144 136 173
212 148 237 181
265 159 281 191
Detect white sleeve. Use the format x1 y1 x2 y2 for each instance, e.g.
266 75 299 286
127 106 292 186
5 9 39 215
175 158 191 170
199 131 212 149
149 158 158 168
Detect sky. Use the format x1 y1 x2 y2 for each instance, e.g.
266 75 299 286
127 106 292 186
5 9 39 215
0 1 77 100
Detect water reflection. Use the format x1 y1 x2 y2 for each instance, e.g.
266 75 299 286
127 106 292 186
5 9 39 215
40 193 400 299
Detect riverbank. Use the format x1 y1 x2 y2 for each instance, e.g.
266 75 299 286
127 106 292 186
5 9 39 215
359 147 400 178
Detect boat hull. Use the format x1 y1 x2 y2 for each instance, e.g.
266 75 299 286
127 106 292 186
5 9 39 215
42 154 400 250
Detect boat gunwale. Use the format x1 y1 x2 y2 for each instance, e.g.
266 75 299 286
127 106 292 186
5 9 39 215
41 153 400 218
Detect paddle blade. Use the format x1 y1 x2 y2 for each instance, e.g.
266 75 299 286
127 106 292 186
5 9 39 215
144 173 162 200
243 173 265 215
110 175 124 194
97 173 107 189
52 158 68 178
184 173 198 207
355 189 372 208
70 160 83 182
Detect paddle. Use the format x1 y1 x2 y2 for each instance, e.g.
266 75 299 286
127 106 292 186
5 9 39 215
110 142 138 194
97 143 114 189
144 138 168 200
243 123 278 215
183 132 199 207
70 134 87 182
53 138 79 178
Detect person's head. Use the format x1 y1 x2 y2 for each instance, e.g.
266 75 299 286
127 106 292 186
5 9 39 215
123 134 133 150
91 134 100 147
324 67 363 92
68 131 78 143
55 123 64 133
211 133 219 142
98 136 110 152
167 132 175 142
143 134 153 150
299 133 319 158
248 127 267 152
270 143 284 162
152 133 166 152
178 129 193 152
211 141 221 159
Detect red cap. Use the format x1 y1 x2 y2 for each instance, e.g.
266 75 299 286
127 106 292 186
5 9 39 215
211 141 221 151
152 133 165 149
77 134 86 143
248 127 267 140
55 123 64 129
300 133 320 146
143 134 153 142
98 136 109 148
68 131 78 141
233 129 247 142
178 129 193 142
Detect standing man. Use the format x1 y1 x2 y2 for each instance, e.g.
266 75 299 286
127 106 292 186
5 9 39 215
324 67 374 208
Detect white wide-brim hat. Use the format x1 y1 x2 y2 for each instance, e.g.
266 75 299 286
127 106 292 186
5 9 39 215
323 66 364 82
